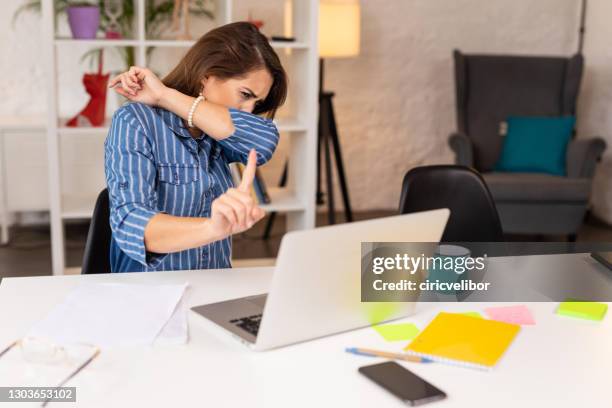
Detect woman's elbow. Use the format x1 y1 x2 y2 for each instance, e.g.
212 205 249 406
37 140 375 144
255 150 271 166
258 126 279 164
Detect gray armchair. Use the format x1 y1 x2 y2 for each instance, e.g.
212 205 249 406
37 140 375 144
449 50 606 239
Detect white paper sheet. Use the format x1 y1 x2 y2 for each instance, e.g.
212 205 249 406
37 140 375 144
155 294 189 345
28 282 188 348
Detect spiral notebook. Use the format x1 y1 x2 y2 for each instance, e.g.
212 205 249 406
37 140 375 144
404 312 520 370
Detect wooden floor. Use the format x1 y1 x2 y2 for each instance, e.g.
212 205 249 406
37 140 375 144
1 211 612 278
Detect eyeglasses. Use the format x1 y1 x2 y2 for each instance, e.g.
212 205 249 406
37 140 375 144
0 337 100 406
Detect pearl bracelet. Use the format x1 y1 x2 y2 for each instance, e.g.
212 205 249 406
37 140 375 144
188 94 204 128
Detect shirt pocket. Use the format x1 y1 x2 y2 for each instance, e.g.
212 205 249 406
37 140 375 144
158 163 200 185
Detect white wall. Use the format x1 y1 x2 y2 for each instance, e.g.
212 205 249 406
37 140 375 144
2 0 611 223
324 0 581 210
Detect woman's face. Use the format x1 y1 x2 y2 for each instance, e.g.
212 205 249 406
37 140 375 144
201 68 273 114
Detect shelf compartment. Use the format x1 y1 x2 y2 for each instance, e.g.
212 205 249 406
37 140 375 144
60 187 304 220
144 40 309 49
56 117 307 134
54 38 140 47
54 38 309 50
57 116 111 135
269 41 309 49
259 188 305 212
274 118 309 132
61 194 96 219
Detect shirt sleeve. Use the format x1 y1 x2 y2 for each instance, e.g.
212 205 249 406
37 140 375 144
216 108 280 165
104 108 167 268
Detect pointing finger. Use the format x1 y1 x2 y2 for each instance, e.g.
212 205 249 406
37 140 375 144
108 75 121 88
238 149 257 193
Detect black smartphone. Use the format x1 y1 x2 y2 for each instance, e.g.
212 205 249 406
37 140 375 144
359 361 447 406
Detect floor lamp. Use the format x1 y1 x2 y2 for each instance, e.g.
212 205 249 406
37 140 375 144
316 0 360 225
263 0 360 238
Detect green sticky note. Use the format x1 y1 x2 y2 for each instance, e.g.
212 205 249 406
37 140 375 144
460 311 484 319
373 323 420 342
557 299 608 321
364 302 402 325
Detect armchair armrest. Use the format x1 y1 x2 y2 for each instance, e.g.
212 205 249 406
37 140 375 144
566 137 607 178
448 132 474 167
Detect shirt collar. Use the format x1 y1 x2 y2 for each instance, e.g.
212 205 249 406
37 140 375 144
157 107 222 160
158 107 193 139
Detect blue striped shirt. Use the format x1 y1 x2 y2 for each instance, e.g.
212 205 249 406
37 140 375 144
104 102 279 272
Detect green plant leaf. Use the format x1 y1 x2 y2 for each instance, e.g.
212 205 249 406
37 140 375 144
79 47 103 71
13 0 215 75
11 0 40 26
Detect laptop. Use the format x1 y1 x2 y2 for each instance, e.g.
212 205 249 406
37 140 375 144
191 208 450 351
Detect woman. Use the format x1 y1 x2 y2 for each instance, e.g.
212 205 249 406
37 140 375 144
105 22 287 272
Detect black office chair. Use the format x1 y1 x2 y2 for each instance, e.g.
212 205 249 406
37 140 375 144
399 165 504 242
81 189 111 274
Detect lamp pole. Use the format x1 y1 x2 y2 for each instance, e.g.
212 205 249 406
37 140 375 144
578 0 587 54
317 57 353 224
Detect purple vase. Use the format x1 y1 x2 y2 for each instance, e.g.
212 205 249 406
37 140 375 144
67 6 100 39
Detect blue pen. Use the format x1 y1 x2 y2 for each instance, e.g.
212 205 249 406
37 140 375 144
345 347 433 363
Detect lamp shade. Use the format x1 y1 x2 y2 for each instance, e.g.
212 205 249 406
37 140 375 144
319 0 361 58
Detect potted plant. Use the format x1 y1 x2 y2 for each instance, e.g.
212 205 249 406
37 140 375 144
66 1 100 39
13 0 214 69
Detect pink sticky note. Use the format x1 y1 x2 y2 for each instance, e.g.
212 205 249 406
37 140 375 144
484 305 535 325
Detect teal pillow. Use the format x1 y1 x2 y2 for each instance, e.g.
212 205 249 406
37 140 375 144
494 116 575 176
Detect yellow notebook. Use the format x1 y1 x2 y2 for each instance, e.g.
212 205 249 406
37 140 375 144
404 312 520 370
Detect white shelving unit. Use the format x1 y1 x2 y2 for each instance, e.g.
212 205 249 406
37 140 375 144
41 0 318 275
0 116 47 244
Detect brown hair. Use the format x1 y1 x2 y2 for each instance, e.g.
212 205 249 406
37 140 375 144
162 22 287 119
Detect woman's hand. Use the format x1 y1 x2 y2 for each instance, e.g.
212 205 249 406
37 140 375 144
108 66 167 106
209 149 266 240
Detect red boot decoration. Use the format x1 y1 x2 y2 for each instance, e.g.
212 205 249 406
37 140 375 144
66 51 110 127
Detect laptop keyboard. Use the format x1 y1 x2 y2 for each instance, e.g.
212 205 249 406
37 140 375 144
230 314 262 336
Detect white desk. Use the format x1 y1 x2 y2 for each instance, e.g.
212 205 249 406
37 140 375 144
0 254 611 407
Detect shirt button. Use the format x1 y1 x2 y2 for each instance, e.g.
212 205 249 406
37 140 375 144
174 173 179 181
